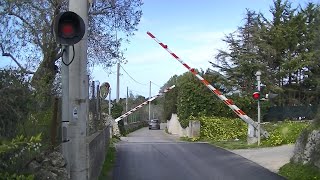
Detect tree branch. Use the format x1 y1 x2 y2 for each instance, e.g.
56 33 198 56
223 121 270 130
0 44 34 74
89 6 114 15
7 11 42 49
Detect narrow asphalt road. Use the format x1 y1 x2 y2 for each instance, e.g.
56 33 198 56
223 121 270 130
113 124 285 180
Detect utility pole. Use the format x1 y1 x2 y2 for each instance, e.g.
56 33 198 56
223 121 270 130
68 0 88 179
116 62 120 103
125 86 128 125
149 81 151 121
109 88 112 115
61 45 70 176
255 70 262 146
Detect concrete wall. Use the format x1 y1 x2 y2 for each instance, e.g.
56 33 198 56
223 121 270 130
87 125 110 180
124 121 147 133
85 120 146 180
167 114 200 138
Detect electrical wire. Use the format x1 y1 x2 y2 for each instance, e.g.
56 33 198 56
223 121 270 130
61 45 75 66
120 64 148 86
151 81 162 88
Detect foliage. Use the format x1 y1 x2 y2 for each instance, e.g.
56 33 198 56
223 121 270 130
172 70 236 126
0 69 34 138
0 0 143 106
98 138 117 180
111 103 123 119
0 173 34 180
279 162 320 180
122 122 146 136
161 75 178 120
208 139 260 150
211 1 320 107
197 116 248 141
202 121 311 149
161 69 271 127
18 109 53 144
0 134 42 174
261 121 310 146
160 0 320 125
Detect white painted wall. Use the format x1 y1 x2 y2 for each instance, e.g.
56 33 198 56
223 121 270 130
167 114 188 137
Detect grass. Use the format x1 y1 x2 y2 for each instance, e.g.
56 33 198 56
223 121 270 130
98 137 120 180
279 162 320 180
180 137 268 149
208 139 261 149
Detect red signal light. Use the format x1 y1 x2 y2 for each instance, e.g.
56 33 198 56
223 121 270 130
252 92 260 100
53 11 85 45
61 23 75 37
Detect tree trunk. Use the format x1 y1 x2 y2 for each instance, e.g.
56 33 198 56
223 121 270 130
31 49 58 108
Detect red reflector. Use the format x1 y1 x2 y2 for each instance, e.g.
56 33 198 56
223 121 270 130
61 23 74 37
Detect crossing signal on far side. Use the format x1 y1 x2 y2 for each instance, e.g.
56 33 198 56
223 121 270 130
53 11 85 45
252 91 261 100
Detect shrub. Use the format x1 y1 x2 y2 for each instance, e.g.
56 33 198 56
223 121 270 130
262 121 310 146
0 134 42 177
279 162 320 180
198 116 247 141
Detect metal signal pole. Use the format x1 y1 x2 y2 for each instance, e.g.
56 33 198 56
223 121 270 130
255 70 262 146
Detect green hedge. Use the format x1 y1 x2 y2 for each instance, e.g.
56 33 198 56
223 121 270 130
198 116 247 141
261 121 310 146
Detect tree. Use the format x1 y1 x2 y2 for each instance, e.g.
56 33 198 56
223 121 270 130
160 75 178 120
211 9 263 95
212 0 320 107
0 0 143 104
0 69 34 138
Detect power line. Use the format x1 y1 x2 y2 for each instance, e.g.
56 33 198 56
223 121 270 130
120 64 148 86
151 81 162 88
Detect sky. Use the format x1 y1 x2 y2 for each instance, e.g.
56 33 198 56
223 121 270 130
1 0 319 100
92 0 319 100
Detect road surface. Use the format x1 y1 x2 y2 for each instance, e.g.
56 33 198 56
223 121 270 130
113 124 285 180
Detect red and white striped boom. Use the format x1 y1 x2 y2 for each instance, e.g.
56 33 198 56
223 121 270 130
115 85 175 122
147 31 269 138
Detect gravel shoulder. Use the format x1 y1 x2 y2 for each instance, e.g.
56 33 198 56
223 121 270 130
230 144 295 173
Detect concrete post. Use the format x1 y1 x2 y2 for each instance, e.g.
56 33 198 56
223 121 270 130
61 45 70 177
149 81 151 121
125 86 128 125
116 62 120 103
68 0 89 179
188 120 200 138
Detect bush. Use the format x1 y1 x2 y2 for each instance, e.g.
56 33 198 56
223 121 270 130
198 116 247 141
0 134 42 177
0 69 35 138
261 121 310 146
279 162 320 180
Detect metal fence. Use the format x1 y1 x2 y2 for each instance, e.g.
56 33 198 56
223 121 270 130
88 80 112 135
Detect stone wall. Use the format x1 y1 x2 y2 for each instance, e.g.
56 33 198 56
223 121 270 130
28 150 69 180
292 129 320 169
87 126 110 180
